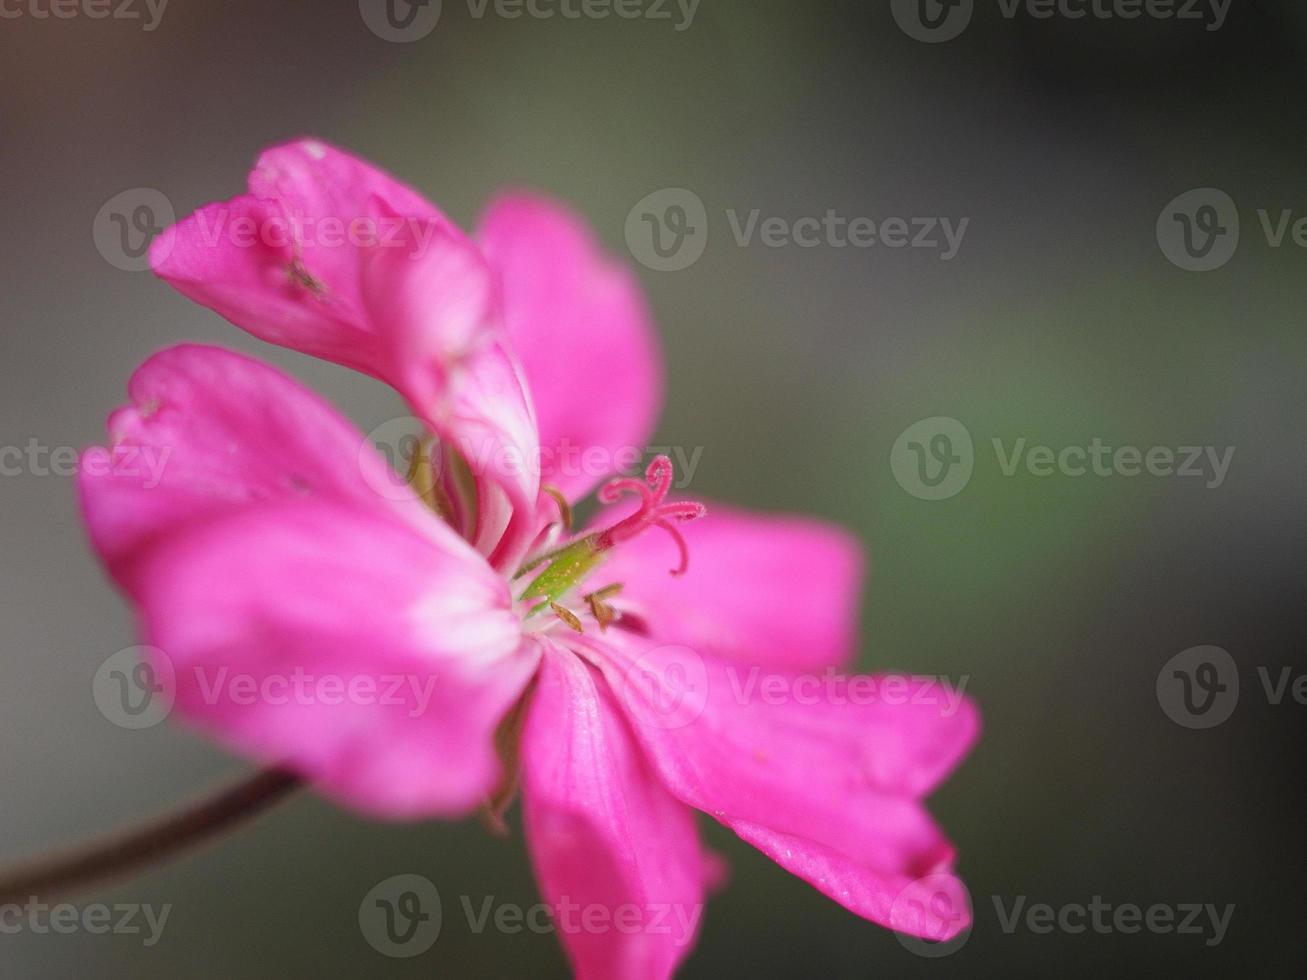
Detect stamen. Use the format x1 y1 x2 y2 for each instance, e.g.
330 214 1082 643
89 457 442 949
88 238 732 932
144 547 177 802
584 584 624 632
404 435 455 524
542 485 573 532
550 602 584 634
517 456 705 618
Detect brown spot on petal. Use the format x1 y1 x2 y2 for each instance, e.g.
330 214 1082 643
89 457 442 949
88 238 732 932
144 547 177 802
288 259 326 296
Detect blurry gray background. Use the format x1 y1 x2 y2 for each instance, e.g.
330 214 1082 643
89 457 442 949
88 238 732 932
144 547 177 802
2 0 1305 976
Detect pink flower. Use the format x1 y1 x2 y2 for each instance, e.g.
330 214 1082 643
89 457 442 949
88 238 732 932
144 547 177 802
80 139 979 978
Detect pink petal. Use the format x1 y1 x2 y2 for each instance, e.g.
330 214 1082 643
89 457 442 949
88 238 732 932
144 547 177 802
360 223 542 572
77 344 440 580
581 635 978 939
597 503 865 671
151 138 455 379
478 193 663 502
729 822 972 943
521 642 718 980
133 498 539 819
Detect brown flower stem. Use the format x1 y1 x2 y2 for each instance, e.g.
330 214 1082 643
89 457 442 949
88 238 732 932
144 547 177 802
0 767 303 907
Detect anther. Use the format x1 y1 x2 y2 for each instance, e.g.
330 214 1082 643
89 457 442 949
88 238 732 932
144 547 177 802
542 485 573 532
550 602 584 634
584 584 624 632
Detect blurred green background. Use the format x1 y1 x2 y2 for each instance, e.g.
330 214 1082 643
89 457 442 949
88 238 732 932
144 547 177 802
2 0 1305 976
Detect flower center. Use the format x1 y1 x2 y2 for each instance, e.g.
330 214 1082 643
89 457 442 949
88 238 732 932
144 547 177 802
517 455 705 630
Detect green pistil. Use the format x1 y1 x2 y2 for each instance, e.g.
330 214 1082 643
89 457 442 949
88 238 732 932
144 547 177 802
520 534 606 615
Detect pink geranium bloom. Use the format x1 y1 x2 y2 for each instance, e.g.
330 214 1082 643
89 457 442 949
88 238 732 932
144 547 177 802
79 139 979 978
